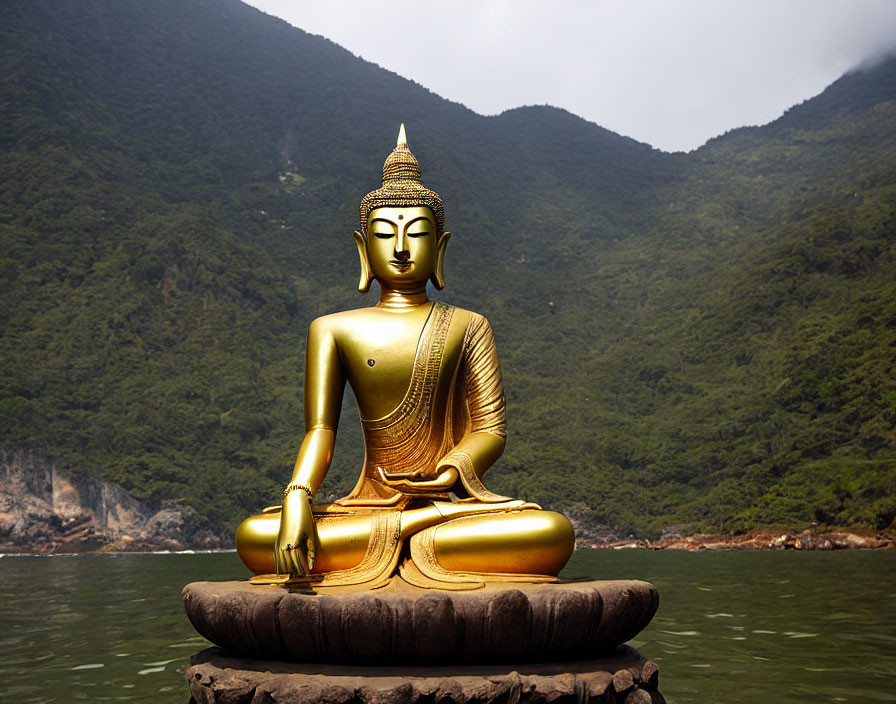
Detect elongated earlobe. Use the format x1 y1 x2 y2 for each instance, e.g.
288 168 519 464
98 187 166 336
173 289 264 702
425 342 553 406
431 231 451 290
353 230 374 293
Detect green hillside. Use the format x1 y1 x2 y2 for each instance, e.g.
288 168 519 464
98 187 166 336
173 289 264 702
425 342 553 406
1 0 894 537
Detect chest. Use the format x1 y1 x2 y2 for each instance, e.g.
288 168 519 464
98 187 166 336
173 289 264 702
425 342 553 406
338 307 464 419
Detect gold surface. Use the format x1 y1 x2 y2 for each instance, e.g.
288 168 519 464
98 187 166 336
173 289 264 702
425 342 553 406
236 126 575 588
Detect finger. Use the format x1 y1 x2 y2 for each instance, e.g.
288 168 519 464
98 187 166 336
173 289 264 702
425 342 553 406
279 547 292 576
294 546 311 576
282 546 295 577
286 544 304 577
274 546 283 575
306 538 316 572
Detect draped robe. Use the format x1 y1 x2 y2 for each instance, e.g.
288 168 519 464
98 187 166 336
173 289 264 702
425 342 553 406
338 301 509 506
308 302 513 588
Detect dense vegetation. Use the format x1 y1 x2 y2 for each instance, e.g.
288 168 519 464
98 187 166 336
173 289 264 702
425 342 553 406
1 0 894 537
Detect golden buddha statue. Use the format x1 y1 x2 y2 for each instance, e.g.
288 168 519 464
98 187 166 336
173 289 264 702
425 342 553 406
236 125 575 590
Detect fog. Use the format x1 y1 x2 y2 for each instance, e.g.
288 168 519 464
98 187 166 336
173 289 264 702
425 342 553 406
244 0 896 152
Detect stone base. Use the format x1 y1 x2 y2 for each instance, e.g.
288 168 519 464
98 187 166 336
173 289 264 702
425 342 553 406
187 645 665 704
183 578 659 664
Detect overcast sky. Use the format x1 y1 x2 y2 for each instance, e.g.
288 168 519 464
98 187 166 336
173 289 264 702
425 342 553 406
244 0 896 152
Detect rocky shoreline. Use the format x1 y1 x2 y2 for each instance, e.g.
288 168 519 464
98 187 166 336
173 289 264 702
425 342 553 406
4 448 893 555
1 448 228 554
585 529 895 551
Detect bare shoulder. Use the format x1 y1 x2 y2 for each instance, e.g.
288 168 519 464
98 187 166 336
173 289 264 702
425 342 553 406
307 308 369 340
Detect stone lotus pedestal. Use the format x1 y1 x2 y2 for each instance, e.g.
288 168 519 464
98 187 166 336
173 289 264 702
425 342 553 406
186 644 663 704
183 578 664 703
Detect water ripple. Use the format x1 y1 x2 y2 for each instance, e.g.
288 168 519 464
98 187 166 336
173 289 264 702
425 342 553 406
2 549 894 703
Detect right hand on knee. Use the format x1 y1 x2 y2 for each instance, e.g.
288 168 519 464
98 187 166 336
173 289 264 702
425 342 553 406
274 490 318 577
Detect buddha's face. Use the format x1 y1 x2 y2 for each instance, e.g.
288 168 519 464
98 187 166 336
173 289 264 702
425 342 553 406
366 206 440 290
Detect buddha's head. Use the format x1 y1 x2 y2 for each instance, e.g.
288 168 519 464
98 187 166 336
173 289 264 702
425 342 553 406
354 125 451 292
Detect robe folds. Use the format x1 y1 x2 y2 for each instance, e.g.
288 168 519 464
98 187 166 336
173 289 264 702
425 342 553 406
337 301 509 507
305 303 519 589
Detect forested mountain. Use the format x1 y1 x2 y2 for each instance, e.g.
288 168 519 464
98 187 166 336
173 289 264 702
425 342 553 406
2 0 894 537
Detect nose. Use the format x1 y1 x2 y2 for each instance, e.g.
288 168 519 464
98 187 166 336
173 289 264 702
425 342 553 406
394 229 409 259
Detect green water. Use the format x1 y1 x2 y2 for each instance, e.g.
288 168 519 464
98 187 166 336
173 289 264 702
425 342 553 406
1 549 894 703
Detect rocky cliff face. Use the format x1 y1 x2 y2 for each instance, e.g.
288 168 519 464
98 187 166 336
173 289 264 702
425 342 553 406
0 448 228 552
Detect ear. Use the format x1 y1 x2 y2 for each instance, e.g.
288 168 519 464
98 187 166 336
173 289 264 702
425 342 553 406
431 231 451 290
353 230 374 293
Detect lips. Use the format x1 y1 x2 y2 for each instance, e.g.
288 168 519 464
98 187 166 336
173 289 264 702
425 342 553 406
390 260 413 269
